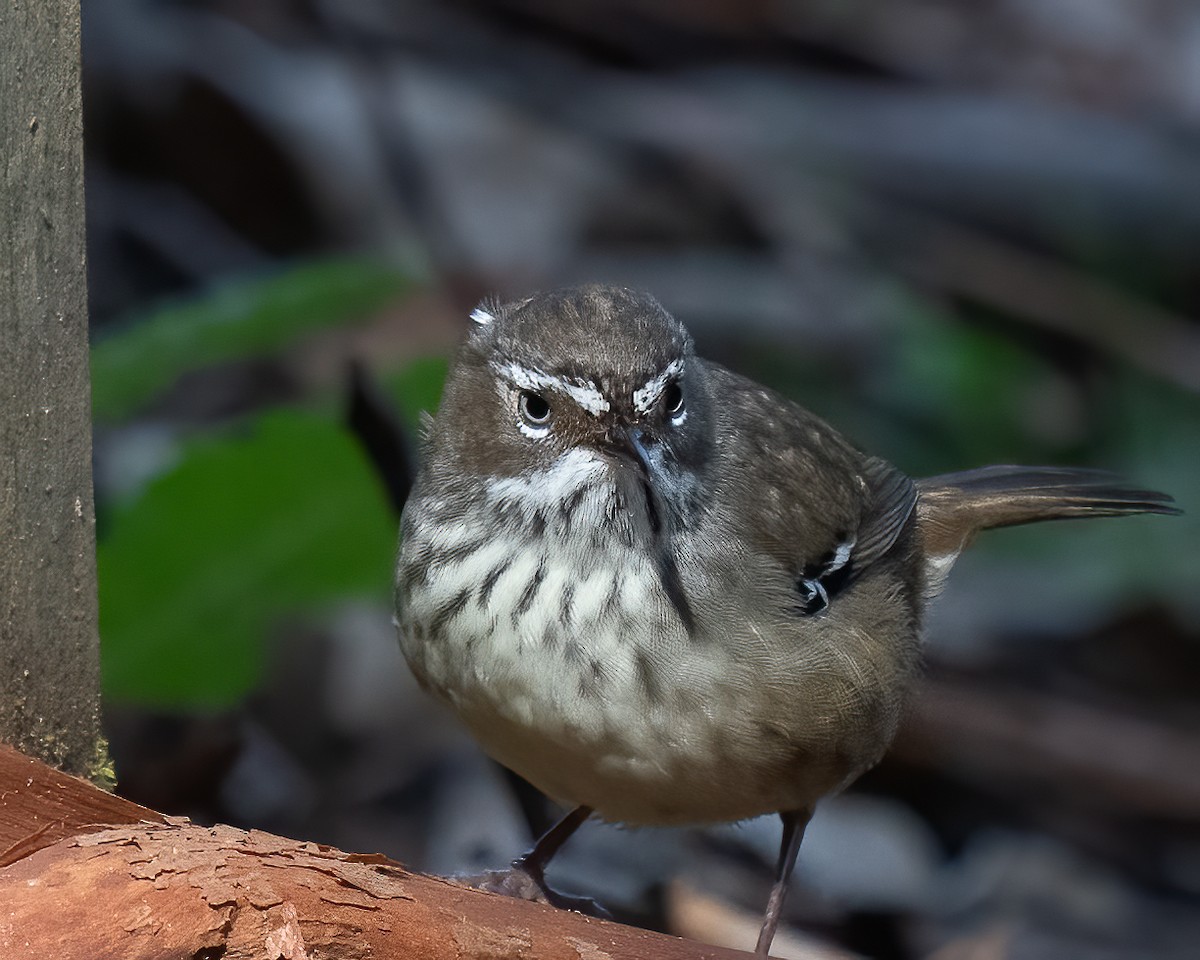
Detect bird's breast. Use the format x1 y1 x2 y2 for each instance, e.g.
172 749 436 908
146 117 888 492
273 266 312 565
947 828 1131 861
398 488 681 728
395 474 903 824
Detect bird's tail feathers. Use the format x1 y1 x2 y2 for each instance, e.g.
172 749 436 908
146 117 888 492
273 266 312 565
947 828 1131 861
914 465 1178 574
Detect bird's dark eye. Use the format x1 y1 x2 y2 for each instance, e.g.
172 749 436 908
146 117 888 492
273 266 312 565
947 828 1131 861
518 390 551 425
663 381 684 417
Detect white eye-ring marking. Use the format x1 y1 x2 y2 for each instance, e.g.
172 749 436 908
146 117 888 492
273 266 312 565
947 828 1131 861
633 359 686 420
493 361 610 416
663 381 686 425
518 421 550 439
517 390 552 438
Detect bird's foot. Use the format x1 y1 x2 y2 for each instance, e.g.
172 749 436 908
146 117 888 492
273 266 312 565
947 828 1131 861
459 862 611 918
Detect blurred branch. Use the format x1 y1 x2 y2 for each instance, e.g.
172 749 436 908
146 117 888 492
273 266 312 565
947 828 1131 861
894 674 1200 822
873 208 1200 392
347 360 417 515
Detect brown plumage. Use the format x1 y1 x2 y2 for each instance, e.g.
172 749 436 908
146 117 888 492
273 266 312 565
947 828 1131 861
396 284 1179 958
917 465 1180 559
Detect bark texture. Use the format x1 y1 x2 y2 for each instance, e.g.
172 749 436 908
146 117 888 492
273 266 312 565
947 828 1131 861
0 0 104 776
0 744 768 960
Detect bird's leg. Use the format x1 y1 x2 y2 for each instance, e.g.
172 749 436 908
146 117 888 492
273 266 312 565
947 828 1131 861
754 807 812 958
513 803 592 883
464 805 607 915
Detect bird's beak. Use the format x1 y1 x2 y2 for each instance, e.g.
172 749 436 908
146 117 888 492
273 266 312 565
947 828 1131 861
600 424 654 481
601 424 665 537
614 426 654 475
598 424 695 633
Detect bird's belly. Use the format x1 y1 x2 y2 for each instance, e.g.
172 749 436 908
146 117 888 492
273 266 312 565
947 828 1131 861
399 538 852 825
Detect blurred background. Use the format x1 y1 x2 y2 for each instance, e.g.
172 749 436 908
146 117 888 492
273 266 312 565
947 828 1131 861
83 2 1200 957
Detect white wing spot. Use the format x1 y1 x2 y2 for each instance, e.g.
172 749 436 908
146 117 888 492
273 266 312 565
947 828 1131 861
470 307 495 326
923 551 960 599
827 537 855 574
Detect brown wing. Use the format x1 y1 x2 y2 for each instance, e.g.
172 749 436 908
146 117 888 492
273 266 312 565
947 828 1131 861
704 362 916 601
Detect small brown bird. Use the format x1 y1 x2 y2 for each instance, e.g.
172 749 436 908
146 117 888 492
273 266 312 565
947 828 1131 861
395 285 1177 956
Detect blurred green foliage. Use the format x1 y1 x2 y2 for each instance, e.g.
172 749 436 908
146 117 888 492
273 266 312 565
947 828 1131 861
94 258 445 707
98 411 396 705
744 298 1071 475
91 258 411 421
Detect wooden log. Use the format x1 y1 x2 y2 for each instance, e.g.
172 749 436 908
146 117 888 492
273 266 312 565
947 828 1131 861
0 0 105 778
0 744 771 959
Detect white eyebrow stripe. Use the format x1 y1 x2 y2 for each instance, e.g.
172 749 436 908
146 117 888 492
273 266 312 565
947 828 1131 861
632 358 685 413
492 361 610 415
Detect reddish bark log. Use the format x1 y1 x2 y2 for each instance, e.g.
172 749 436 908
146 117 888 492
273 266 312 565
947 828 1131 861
0 744 768 959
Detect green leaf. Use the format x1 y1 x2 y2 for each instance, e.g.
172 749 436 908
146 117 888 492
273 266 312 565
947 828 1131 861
91 257 413 421
99 409 397 707
384 355 449 427
875 303 1064 472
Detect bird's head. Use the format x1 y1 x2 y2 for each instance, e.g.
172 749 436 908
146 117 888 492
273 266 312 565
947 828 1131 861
428 285 714 535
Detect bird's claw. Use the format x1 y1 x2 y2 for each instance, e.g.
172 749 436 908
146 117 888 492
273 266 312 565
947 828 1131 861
459 864 611 919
